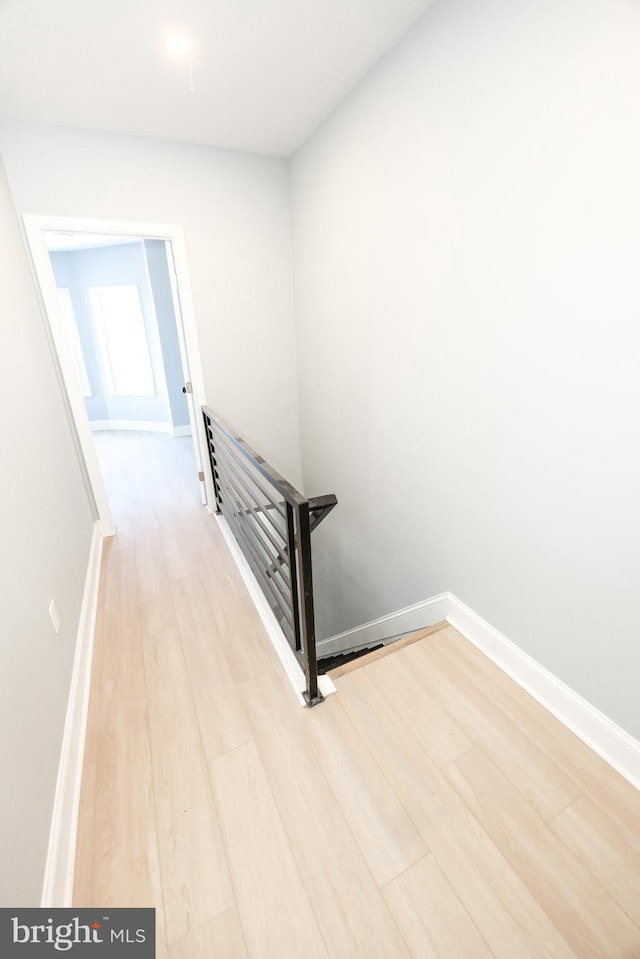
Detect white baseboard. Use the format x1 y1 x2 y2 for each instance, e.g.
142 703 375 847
317 592 450 657
41 522 104 907
90 419 172 433
90 420 190 437
193 525 640 787
215 516 336 704
320 589 640 788
445 592 640 790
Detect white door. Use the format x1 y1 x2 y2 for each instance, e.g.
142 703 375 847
164 240 208 505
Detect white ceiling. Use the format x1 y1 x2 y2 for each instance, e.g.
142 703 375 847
0 0 435 157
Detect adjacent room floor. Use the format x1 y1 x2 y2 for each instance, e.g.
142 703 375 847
75 430 640 958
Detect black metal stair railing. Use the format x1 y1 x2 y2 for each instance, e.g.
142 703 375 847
202 406 337 705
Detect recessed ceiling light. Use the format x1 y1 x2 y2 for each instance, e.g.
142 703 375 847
166 35 190 56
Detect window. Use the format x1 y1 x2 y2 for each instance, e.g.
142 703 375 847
57 288 92 397
89 284 156 396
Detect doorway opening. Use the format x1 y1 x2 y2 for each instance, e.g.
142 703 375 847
24 216 212 537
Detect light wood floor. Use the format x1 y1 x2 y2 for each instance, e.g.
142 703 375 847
76 430 640 958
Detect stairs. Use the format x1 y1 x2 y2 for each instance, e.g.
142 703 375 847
316 623 449 678
317 644 384 675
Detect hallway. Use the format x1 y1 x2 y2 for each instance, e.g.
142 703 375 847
75 431 640 958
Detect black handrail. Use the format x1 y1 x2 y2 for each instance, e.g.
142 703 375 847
202 406 337 705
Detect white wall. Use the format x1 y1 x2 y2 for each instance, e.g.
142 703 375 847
290 0 640 738
0 157 95 904
0 120 303 488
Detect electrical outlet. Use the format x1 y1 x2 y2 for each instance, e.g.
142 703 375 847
49 600 61 634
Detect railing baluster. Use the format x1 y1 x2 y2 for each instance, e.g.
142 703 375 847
295 501 322 705
201 406 336 706
286 501 302 653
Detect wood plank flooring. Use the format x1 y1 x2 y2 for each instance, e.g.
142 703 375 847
75 430 640 958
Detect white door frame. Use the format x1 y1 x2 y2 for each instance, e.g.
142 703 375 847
23 215 214 535
162 239 208 505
